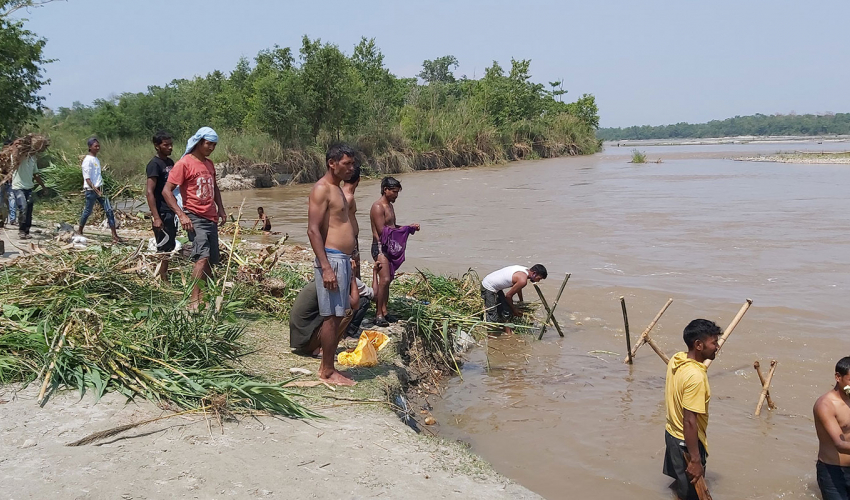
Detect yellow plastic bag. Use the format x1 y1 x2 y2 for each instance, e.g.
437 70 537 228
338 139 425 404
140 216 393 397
337 330 390 367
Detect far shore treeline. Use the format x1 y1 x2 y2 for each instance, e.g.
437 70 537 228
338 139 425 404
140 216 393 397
598 112 850 141
34 36 601 185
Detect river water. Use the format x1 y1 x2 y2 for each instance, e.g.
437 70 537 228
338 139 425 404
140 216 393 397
223 140 850 499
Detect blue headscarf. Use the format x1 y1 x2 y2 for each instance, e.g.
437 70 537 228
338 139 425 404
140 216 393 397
183 127 218 157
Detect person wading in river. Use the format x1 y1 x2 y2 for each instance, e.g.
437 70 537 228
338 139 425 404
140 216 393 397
307 143 358 386
369 176 420 327
480 264 547 334
145 131 176 280
162 127 227 312
813 356 850 500
663 319 721 500
78 138 121 243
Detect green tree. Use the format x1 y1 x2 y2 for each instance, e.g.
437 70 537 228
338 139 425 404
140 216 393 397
0 0 53 137
299 36 361 140
418 55 458 84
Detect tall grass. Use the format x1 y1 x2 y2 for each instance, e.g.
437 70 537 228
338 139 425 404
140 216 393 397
630 149 647 163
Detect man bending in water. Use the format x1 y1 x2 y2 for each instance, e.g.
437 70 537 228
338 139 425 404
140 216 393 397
480 264 547 334
814 356 850 500
307 143 358 386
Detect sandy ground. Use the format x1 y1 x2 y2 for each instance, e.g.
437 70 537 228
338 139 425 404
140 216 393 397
0 386 539 500
736 152 850 164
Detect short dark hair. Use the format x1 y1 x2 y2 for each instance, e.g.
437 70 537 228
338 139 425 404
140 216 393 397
257 206 264 212
683 319 722 349
529 264 547 279
87 137 99 148
836 357 850 376
152 130 172 146
348 165 361 184
326 143 356 166
381 176 401 194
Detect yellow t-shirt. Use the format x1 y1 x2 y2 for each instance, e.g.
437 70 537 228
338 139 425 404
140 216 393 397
665 351 710 452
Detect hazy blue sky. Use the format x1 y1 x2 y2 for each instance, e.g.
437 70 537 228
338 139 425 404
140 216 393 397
15 0 850 127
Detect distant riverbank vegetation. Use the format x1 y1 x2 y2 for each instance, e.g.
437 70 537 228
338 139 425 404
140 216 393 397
597 112 850 141
35 37 601 185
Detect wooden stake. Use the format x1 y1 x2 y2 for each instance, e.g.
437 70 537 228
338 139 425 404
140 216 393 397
217 199 245 313
755 360 777 416
539 274 571 338
620 297 633 364
704 298 753 369
645 335 670 365
682 451 713 500
623 298 673 364
534 284 564 339
753 361 776 410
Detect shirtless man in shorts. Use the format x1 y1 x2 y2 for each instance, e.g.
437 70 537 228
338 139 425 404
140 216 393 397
342 162 361 278
307 143 358 386
814 356 850 499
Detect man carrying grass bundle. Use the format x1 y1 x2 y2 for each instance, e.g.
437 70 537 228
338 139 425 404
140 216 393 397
78 137 121 243
163 127 227 312
480 264 547 334
9 135 48 240
307 143 359 386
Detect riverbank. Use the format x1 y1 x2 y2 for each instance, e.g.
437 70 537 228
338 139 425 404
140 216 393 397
735 151 850 164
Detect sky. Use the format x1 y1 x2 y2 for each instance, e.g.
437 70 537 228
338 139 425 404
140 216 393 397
14 0 850 128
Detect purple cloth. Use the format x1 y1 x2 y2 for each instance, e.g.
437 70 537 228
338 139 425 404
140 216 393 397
380 225 417 277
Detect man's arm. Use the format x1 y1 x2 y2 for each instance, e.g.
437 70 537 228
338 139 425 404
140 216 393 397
33 173 46 191
213 185 226 226
815 400 850 454
146 177 162 230
504 273 529 317
163 181 192 232
307 183 337 291
682 409 704 483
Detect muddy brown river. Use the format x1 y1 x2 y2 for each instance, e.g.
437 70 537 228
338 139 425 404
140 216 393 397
223 140 850 499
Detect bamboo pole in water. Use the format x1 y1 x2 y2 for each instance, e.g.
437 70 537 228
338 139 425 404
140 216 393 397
645 335 670 365
755 360 778 416
623 298 673 364
533 284 564 339
704 298 753 369
620 296 633 364
754 361 777 410
538 274 570 338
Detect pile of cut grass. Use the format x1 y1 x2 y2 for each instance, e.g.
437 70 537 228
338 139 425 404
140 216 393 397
0 245 316 418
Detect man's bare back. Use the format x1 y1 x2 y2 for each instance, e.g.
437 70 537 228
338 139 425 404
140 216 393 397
815 389 850 466
310 178 355 255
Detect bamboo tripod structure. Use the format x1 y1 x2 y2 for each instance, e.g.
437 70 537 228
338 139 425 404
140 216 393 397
622 298 673 364
753 361 777 410
754 360 778 416
533 273 570 340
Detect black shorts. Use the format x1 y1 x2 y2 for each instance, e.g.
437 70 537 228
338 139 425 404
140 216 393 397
663 431 707 500
818 460 850 500
371 240 380 261
481 287 512 323
186 211 220 265
152 211 177 252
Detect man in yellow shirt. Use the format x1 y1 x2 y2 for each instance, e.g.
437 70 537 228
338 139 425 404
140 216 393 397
663 319 721 500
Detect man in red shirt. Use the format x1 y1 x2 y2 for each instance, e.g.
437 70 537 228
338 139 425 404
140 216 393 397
163 127 226 312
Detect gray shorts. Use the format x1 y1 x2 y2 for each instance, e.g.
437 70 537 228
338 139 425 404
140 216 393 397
314 251 352 317
187 212 220 265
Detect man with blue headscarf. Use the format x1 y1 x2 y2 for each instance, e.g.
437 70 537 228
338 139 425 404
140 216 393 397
163 127 227 312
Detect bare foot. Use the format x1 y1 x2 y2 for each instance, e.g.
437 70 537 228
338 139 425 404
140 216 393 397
319 369 357 386
503 326 515 335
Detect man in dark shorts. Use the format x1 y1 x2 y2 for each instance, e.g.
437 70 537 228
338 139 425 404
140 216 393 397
814 357 850 500
480 264 547 334
145 131 176 281
163 127 226 312
663 319 720 500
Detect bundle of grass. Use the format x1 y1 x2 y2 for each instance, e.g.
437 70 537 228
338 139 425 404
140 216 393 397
630 149 647 164
0 246 317 418
389 269 538 376
0 134 50 183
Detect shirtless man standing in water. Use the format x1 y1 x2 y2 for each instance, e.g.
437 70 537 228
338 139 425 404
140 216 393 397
814 356 850 499
307 144 358 386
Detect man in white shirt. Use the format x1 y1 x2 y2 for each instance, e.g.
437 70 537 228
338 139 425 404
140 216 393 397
78 138 120 243
10 137 46 239
480 264 547 334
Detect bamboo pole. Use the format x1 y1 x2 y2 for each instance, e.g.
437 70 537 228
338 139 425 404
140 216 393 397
704 298 753 369
216 199 245 313
37 321 73 406
645 335 670 365
620 297 633 364
682 451 713 500
539 274 571 337
534 284 564 339
753 361 776 410
623 298 673 364
755 360 777 416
